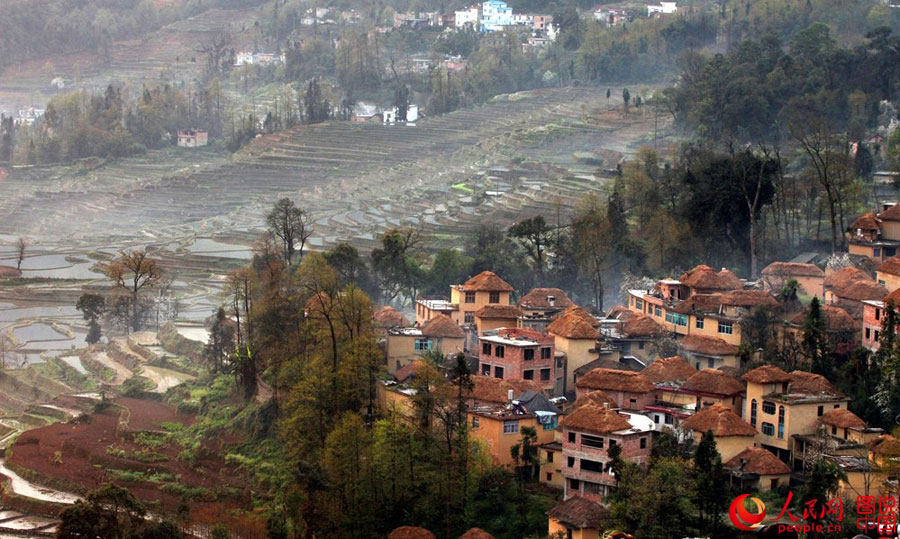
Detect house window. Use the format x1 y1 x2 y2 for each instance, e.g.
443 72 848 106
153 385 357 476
770 479 779 490
844 429 849 440
778 406 785 439
761 422 775 436
750 399 757 427
831 426 837 436
696 317 704 329
875 248 882 258
524 369 534 380
547 451 554 463
665 312 673 323
482 342 491 355
414 339 433 351
635 298 643 311
880 280 887 287
817 405 824 417
481 364 491 375
654 415 660 424
489 291 500 303
638 342 645 350
640 437 647 449
718 321 733 335
707 358 715 368
540 368 551 381
546 473 552 482
629 398 637 404
654 305 662 317
876 330 881 342
472 417 480 428
834 404 840 409
673 313 687 327
568 432 576 443
541 347 551 359
503 420 519 434
569 478 580 490
609 439 617 447
762 401 776 415
495 345 505 358
567 456 575 467
866 327 871 340
582 435 604 449
524 348 535 361
665 415 673 425
465 291 476 303
464 312 474 324
494 366 504 379
888 247 897 257
581 459 604 473
877 309 882 320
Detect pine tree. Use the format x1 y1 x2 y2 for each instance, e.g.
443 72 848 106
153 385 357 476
803 297 832 377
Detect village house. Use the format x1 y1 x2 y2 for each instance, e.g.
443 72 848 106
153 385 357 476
454 6 480 29
593 7 628 26
599 312 663 364
559 404 654 501
824 266 874 303
680 403 757 462
474 304 523 334
647 365 745 427
743 366 850 463
383 104 419 124
546 496 609 539
480 0 513 31
468 391 560 467
517 287 574 331
760 261 825 299
465 375 544 409
385 314 465 374
679 333 741 370
176 129 208 148
479 327 558 392
415 270 514 326
647 1 678 15
862 288 900 351
829 279 887 320
876 256 900 291
724 446 792 492
848 208 900 262
574 368 655 411
782 303 858 355
373 306 410 337
546 308 601 394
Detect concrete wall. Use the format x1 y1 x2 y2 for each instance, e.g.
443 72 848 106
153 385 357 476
451 288 512 324
468 413 555 467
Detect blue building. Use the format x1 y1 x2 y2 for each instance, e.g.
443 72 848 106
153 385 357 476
480 0 513 32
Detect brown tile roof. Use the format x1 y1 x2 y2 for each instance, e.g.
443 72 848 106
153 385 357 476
885 288 900 306
790 305 858 333
724 447 791 475
474 304 523 319
820 408 866 430
670 293 724 314
395 360 425 383
868 434 900 455
374 306 410 328
824 267 872 290
641 356 697 384
761 262 825 278
679 335 739 357
742 365 792 384
421 314 465 338
546 496 609 529
835 280 888 301
547 311 601 340
680 369 745 396
850 212 881 231
879 203 900 222
606 305 631 319
621 313 663 337
878 257 900 277
459 528 495 539
559 403 632 434
681 404 757 437
679 265 743 291
575 368 655 393
389 527 436 539
462 271 514 292
552 305 601 327
573 389 618 408
719 289 779 309
788 371 844 397
517 288 574 310
467 376 544 404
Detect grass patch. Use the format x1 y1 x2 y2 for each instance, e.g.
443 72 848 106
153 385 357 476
450 182 474 193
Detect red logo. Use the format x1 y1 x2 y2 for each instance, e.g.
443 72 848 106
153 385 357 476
730 494 767 531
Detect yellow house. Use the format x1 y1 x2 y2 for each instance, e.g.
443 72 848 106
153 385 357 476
451 271 514 325
876 257 900 292
680 403 757 462
547 496 609 539
546 310 601 394
724 446 792 492
742 366 849 462
823 266 874 304
376 380 417 418
468 408 556 468
385 314 465 374
761 262 826 299
539 440 565 489
474 304 523 334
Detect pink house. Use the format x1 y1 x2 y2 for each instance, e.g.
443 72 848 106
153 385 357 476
573 368 656 411
479 327 557 391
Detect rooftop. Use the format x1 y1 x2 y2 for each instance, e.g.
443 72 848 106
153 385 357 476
575 368 655 394
479 327 553 346
474 304 523 319
679 369 744 396
761 262 825 278
742 365 792 384
546 310 601 340
641 356 697 385
546 496 609 530
681 404 756 437
517 287 574 310
416 297 456 311
421 314 465 338
679 334 739 357
459 270 514 292
820 408 866 430
679 265 743 291
724 447 791 476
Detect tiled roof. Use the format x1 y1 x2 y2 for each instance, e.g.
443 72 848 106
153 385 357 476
547 311 601 340
824 267 871 290
395 360 425 383
575 368 655 393
820 408 866 430
878 257 900 277
879 203 900 222
679 265 743 291
835 280 888 301
788 370 843 397
606 305 631 320
761 262 825 278
460 528 495 539
547 496 609 529
474 304 523 319
389 527 436 539
670 293 724 314
517 288 574 310
679 335 739 357
742 365 792 384
552 305 601 327
680 369 745 396
573 389 618 409
559 403 632 434
467 376 544 404
421 314 465 338
850 212 881 231
621 313 663 337
868 434 900 455
681 404 756 437
462 271 514 292
789 305 857 333
641 356 697 384
374 306 410 328
724 447 791 475
719 289 779 309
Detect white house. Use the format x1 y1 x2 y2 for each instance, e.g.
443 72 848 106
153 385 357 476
455 6 480 29
383 104 419 124
512 14 533 26
480 0 513 32
647 2 677 15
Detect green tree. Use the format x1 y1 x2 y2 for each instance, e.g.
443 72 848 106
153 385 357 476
803 297 832 378
694 430 727 537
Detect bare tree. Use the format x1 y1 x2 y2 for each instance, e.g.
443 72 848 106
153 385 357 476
15 237 26 271
266 198 313 267
105 250 162 333
197 33 232 78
